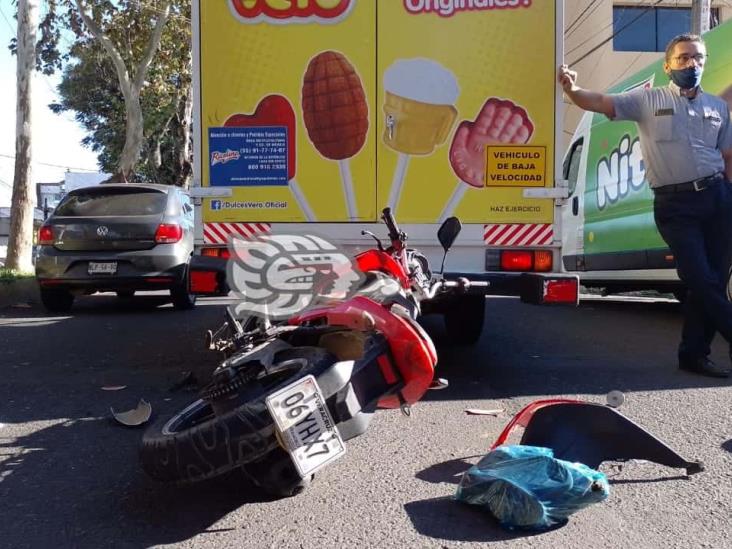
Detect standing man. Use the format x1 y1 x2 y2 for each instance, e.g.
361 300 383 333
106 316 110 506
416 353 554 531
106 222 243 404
559 33 732 378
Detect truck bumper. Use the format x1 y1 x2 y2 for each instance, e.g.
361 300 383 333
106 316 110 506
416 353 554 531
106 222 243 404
445 271 580 305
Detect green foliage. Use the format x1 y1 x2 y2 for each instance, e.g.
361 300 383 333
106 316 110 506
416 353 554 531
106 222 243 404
0 268 34 281
32 0 193 184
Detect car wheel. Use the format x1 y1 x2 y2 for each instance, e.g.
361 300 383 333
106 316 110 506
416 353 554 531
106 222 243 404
40 288 74 313
444 295 485 345
116 290 135 299
170 273 196 310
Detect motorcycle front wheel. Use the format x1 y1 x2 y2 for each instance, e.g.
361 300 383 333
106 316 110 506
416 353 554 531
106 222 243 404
139 346 336 488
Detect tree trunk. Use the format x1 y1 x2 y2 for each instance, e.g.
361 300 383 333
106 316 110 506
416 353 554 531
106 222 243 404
117 89 144 180
177 76 193 189
74 0 171 182
6 0 39 273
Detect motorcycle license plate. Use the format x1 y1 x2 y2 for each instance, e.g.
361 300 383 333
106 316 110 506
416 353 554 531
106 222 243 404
88 261 117 275
265 375 345 478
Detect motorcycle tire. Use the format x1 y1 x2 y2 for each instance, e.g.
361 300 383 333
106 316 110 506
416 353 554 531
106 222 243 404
241 447 313 498
140 345 336 484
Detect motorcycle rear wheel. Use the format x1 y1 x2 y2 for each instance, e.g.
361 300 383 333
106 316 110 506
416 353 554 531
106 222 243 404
139 346 336 485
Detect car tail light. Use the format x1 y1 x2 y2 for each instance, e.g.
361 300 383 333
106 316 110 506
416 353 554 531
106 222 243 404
201 247 230 259
534 250 553 272
501 250 533 271
155 224 182 244
38 225 54 245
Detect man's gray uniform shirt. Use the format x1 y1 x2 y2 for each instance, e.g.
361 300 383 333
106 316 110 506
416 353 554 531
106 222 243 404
612 82 732 188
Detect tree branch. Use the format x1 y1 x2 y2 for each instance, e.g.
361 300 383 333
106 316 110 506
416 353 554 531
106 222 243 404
132 1 171 91
73 0 133 100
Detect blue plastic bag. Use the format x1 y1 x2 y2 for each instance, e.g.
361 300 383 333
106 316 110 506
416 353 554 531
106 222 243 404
455 445 610 531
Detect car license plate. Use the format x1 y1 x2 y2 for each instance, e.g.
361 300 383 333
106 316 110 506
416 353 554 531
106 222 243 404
88 261 117 275
265 375 345 478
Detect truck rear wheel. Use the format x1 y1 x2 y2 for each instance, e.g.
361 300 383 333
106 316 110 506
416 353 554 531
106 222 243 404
444 295 485 345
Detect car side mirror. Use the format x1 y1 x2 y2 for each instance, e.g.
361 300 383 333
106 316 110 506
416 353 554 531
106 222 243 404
438 217 462 252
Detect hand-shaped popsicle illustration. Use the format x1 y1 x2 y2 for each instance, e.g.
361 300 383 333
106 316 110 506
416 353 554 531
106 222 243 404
383 59 460 216
302 51 369 220
224 95 316 221
442 98 534 222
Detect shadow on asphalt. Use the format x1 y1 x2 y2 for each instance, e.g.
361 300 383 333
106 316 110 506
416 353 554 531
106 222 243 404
420 297 731 402
722 439 732 454
414 455 480 485
403 496 556 543
0 411 277 547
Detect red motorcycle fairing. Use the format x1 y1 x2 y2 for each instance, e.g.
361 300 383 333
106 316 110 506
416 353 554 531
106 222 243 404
289 296 436 408
355 250 410 289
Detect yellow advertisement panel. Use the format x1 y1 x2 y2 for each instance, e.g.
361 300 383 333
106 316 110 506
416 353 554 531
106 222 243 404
377 1 556 224
197 1 556 224
199 0 376 222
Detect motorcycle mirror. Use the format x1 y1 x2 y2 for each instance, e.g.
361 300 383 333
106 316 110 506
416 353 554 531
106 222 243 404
438 217 462 252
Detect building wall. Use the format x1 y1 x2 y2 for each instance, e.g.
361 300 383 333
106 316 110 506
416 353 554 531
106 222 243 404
563 0 732 149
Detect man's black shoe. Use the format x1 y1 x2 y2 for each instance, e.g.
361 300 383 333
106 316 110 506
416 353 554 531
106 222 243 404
679 357 731 378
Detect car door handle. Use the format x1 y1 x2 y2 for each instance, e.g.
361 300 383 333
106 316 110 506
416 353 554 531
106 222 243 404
572 196 579 216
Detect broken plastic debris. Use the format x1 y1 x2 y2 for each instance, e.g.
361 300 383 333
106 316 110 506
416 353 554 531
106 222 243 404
111 399 152 427
465 408 504 416
101 385 127 391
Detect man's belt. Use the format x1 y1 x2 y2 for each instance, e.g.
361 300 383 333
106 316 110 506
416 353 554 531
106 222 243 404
653 172 725 194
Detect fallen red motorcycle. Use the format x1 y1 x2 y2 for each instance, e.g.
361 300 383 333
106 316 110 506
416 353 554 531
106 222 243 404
140 208 485 496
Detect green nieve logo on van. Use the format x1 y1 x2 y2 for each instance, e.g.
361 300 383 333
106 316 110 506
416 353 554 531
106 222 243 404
596 134 646 210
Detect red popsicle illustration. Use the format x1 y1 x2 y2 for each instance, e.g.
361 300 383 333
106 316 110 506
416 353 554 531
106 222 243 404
442 98 534 221
224 94 315 221
302 51 369 220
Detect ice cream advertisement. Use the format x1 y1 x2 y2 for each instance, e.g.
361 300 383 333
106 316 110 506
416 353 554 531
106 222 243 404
197 0 557 223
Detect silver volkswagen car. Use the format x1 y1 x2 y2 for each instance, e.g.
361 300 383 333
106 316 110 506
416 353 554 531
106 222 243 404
35 183 195 312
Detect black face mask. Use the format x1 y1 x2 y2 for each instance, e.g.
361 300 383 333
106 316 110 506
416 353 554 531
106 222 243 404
669 66 703 90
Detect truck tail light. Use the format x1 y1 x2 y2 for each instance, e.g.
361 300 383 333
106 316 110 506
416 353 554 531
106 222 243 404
543 278 579 304
190 270 220 294
534 250 553 272
155 224 183 244
520 274 579 305
498 250 553 272
201 247 231 259
38 225 54 246
501 250 533 271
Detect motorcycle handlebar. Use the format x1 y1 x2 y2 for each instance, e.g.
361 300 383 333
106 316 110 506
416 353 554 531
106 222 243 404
381 207 402 244
423 278 490 300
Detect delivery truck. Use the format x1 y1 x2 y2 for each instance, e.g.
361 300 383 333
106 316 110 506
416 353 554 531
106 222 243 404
560 18 732 301
189 0 579 344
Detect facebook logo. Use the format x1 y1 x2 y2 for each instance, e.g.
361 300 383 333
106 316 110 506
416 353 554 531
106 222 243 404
211 200 222 211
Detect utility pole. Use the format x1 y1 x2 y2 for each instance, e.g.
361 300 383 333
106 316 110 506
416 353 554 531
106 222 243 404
691 0 711 35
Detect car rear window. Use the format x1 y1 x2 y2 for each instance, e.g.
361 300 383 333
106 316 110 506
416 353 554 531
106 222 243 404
54 188 167 216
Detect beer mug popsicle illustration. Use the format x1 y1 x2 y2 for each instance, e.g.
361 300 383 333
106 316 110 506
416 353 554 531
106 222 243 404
383 59 459 215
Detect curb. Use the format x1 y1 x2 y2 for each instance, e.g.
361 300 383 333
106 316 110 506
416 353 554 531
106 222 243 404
0 278 40 309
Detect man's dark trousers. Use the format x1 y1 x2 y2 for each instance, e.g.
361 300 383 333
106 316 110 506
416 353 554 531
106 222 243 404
653 178 732 362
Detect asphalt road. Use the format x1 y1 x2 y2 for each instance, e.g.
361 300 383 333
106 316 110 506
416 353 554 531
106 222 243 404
1 293 730 549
